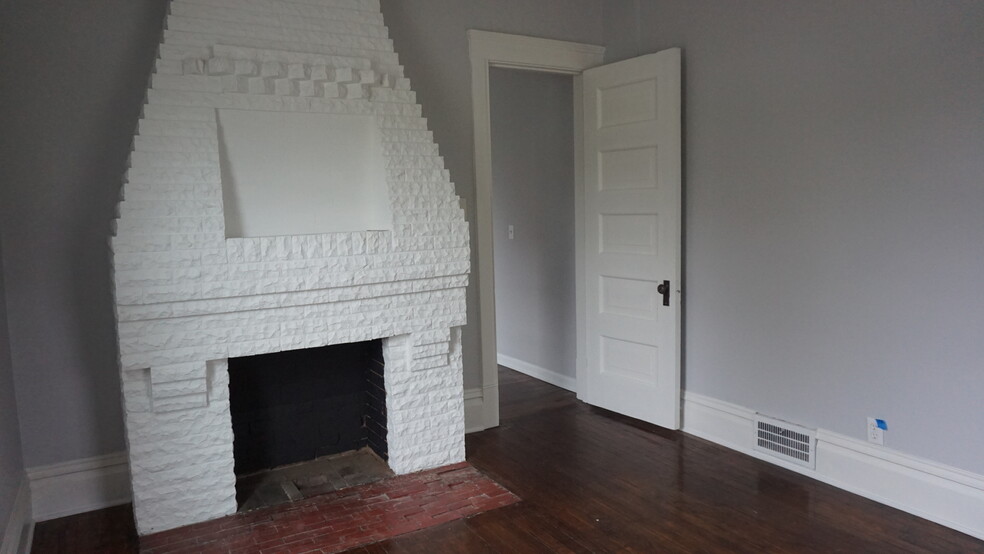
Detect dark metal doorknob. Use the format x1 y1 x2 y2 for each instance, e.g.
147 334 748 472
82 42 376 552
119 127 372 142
657 280 671 307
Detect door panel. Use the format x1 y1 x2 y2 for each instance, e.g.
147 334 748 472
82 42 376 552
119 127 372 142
582 49 681 428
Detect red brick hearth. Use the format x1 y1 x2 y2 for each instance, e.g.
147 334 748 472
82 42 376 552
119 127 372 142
139 463 519 553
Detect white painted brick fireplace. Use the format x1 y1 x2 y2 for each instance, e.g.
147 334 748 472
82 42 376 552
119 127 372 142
111 0 469 535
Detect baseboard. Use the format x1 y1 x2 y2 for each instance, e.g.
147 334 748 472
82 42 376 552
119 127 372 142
682 391 984 541
497 354 576 392
464 387 487 434
27 452 131 522
1 476 32 554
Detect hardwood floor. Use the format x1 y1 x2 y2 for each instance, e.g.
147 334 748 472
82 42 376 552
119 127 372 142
31 367 984 553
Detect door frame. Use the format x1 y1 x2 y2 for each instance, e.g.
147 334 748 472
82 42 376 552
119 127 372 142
468 30 605 431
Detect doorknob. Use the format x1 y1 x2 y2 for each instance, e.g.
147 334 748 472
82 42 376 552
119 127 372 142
657 280 671 307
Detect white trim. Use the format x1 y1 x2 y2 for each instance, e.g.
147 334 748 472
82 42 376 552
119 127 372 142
27 452 131 522
573 73 587 401
1 476 32 554
497 354 576 392
468 29 605 433
463 387 487 434
682 391 984 541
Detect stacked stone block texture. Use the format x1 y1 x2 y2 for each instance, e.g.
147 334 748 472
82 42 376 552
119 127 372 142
112 0 469 535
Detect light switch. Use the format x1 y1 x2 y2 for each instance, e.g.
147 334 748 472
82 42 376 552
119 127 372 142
508 225 514 240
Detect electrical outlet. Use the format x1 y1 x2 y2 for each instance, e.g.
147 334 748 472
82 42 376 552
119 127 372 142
867 417 886 445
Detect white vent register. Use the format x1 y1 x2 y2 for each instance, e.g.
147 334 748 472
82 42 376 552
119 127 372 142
753 414 817 469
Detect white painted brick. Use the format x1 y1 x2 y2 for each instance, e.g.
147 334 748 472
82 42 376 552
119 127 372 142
309 64 330 81
411 354 450 371
171 233 225 250
205 57 236 75
211 45 372 71
322 82 342 98
333 66 356 83
247 76 273 94
371 88 415 104
386 168 449 182
234 59 259 76
220 75 248 93
152 378 207 399
386 155 445 170
380 129 433 143
181 58 205 75
297 80 322 97
344 83 366 99
413 341 449 359
151 362 204 384
146 88 419 117
273 78 299 96
153 393 208 412
116 0 469 536
413 328 452 346
383 142 439 157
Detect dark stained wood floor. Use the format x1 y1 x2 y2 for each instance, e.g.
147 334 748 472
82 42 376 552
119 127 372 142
31 367 984 553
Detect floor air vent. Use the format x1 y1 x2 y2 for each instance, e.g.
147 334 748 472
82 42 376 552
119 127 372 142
753 414 816 469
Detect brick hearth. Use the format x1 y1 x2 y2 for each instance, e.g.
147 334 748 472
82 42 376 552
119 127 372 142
139 463 519 554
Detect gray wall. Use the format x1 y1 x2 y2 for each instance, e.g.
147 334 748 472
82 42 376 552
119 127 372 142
9 0 979 481
0 0 605 469
490 68 576 381
0 235 25 540
0 0 169 467
379 0 606 389
604 0 984 474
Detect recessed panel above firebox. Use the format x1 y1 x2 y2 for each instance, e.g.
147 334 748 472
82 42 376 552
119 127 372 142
217 109 392 237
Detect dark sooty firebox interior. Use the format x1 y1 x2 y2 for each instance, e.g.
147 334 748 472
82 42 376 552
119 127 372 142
229 340 387 476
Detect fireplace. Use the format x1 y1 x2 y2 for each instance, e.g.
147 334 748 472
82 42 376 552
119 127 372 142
111 0 469 535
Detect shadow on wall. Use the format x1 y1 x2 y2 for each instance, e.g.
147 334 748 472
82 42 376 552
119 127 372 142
63 0 175 460
0 0 170 466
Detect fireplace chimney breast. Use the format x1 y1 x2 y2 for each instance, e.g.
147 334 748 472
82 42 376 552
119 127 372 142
112 0 469 535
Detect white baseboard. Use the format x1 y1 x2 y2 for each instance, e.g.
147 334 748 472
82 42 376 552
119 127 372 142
497 354 576 392
27 452 131 522
464 387 487 433
1 476 32 554
682 391 984 541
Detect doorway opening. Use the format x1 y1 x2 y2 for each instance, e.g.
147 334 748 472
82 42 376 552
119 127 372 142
470 32 682 432
468 30 606 431
489 68 577 393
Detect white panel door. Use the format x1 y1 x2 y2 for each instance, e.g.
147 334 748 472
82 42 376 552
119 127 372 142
582 49 681 428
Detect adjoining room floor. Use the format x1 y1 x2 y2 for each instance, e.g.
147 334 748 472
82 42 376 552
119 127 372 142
30 367 984 553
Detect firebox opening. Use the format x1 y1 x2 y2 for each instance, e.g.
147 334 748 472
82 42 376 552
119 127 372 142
228 340 389 510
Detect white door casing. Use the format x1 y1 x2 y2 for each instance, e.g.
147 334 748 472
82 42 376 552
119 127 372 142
468 30 605 432
582 49 682 429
